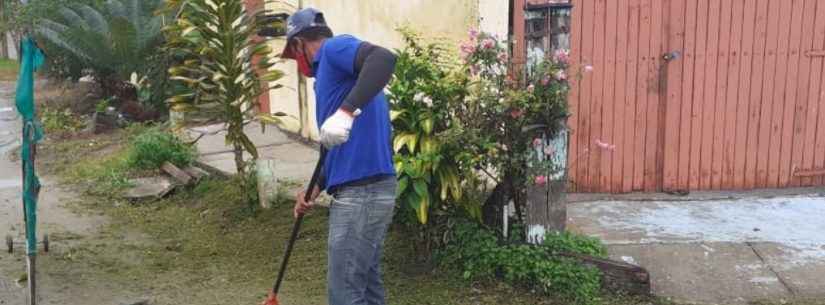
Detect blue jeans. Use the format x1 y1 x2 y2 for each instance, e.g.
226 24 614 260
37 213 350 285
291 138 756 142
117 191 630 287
328 177 397 305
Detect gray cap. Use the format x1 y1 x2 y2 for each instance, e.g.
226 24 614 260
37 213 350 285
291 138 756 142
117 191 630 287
281 7 328 59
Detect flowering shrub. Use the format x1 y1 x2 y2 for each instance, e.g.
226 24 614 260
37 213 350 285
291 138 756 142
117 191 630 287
456 31 571 222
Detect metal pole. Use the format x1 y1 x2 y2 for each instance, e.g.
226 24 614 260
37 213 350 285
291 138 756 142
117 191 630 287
26 255 35 305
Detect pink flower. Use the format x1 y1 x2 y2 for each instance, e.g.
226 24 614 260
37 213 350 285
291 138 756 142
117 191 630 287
541 77 550 86
535 175 548 186
468 29 479 39
497 52 508 62
482 38 495 50
527 84 535 93
533 138 543 147
543 145 555 156
595 139 616 151
554 70 567 81
584 65 594 72
460 43 476 59
553 49 570 64
510 108 524 119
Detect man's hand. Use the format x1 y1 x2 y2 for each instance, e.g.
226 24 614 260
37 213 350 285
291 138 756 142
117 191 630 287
320 109 355 147
294 185 321 218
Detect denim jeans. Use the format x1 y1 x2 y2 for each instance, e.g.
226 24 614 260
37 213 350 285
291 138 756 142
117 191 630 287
328 176 397 305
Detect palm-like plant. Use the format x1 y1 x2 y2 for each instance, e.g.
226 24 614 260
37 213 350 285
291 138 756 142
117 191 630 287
163 0 284 204
35 0 165 95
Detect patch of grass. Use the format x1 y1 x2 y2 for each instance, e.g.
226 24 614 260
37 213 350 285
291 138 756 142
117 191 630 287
51 173 674 305
126 127 197 170
0 58 18 81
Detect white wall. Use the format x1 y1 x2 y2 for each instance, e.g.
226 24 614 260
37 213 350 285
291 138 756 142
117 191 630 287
264 0 510 140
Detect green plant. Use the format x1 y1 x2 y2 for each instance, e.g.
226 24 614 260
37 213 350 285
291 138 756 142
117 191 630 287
389 29 478 225
439 220 605 304
35 0 167 97
40 107 86 133
126 128 196 170
163 0 284 205
95 98 111 113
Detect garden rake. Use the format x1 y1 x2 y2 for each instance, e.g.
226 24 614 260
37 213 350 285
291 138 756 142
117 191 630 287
262 148 326 305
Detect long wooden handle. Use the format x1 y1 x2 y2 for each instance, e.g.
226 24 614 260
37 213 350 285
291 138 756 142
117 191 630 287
272 148 326 294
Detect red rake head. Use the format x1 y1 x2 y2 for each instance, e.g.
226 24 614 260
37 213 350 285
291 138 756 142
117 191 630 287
261 291 279 305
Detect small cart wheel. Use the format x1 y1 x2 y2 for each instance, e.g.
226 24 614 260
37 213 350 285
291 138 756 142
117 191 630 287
5 235 12 253
42 234 49 253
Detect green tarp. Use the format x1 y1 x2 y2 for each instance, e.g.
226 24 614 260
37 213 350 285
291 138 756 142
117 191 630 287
15 36 44 255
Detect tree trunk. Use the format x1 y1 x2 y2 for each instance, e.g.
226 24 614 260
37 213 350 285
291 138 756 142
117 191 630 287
0 0 7 60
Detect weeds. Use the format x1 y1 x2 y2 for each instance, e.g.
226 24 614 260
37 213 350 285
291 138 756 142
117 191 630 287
126 127 196 170
40 106 86 133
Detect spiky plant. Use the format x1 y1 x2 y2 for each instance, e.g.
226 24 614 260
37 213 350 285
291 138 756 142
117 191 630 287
163 0 285 205
35 0 165 96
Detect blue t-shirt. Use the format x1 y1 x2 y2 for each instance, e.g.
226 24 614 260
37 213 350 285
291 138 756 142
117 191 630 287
312 35 395 190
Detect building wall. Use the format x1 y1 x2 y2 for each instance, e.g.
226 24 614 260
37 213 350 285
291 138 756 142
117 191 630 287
264 0 501 140
567 0 825 193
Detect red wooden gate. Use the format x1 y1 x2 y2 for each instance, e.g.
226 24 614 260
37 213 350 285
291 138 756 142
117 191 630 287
567 0 825 192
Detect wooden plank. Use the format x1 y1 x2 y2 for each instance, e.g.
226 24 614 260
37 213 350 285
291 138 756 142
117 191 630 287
790 0 818 188
688 0 709 191
558 251 651 296
622 0 641 193
721 0 746 189
589 0 607 192
743 0 770 189
778 0 807 188
710 0 734 190
600 0 618 192
700 0 722 189
567 0 581 192
733 0 758 189
676 0 698 191
161 162 193 185
633 0 652 191
765 0 795 188
800 0 825 187
753 0 783 188
662 0 685 191
610 0 629 193
645 0 665 191
577 0 596 192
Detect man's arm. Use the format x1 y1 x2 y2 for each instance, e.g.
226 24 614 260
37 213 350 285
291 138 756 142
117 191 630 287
339 42 397 113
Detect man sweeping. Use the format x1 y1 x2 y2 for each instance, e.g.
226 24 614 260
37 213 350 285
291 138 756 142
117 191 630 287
281 7 398 305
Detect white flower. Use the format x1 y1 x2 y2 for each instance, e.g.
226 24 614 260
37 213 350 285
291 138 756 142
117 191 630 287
422 96 433 107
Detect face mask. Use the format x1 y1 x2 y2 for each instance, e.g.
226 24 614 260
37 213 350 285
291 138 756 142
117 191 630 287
293 41 314 77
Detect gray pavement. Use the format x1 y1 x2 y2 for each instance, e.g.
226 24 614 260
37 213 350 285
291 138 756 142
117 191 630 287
188 123 319 183
568 195 825 304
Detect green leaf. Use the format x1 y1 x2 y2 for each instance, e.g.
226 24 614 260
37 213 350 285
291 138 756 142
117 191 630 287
398 176 409 195
413 179 428 199
421 118 434 134
390 110 404 121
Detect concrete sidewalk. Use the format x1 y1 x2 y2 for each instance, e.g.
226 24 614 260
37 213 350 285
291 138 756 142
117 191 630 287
568 194 825 304
186 123 319 183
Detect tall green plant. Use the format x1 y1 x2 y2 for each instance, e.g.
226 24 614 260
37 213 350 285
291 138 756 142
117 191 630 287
35 0 165 95
163 0 284 205
389 30 478 226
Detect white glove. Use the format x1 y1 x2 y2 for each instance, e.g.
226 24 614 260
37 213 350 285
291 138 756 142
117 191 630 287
320 109 356 148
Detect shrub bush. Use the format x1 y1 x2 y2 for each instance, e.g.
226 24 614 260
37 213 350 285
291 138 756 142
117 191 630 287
127 128 196 170
438 220 606 304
